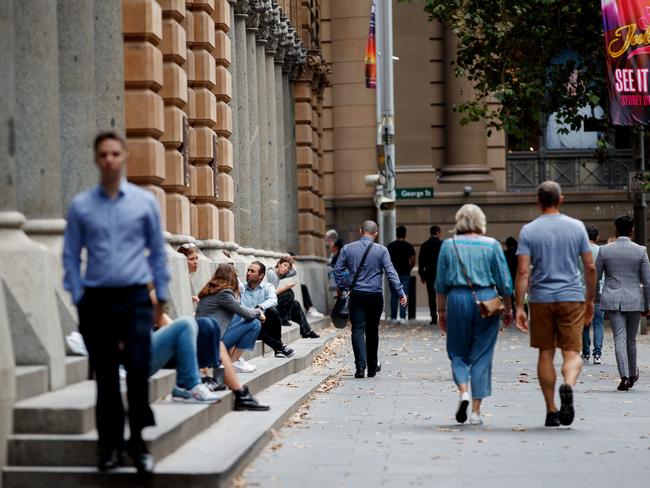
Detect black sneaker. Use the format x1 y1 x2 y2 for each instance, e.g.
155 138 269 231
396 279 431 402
558 384 575 426
234 386 270 411
545 411 560 427
355 368 365 378
282 346 295 358
302 330 320 339
97 448 122 472
617 377 630 391
581 353 590 362
202 375 227 392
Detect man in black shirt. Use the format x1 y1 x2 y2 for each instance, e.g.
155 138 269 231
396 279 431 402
418 225 442 325
387 226 416 323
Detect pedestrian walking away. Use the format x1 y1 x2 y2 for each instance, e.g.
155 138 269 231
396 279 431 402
62 131 169 474
435 204 513 425
515 181 596 428
595 215 650 391
387 225 416 323
333 220 407 378
418 225 443 325
580 224 605 365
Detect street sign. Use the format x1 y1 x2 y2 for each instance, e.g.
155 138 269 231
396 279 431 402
628 171 650 192
396 187 434 199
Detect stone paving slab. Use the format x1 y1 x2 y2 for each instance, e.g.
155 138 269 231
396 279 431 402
243 322 650 488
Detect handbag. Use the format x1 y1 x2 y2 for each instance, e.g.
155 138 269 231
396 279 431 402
451 237 504 318
330 242 374 329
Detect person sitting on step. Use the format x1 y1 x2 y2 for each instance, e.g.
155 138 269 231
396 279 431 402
195 264 263 374
265 255 320 339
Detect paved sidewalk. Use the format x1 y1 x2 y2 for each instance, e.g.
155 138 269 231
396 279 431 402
242 322 650 488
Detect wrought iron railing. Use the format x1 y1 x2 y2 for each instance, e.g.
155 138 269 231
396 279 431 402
506 150 634 192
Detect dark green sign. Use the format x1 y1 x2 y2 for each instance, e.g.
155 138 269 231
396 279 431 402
396 187 434 199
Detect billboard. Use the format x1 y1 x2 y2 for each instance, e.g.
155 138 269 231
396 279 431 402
602 1 650 125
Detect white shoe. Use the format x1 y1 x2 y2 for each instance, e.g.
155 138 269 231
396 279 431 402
469 412 484 425
307 307 324 318
172 384 221 404
233 358 256 373
65 332 88 356
397 318 406 324
455 391 470 423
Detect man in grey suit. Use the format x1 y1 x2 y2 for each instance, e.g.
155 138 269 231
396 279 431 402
596 215 650 391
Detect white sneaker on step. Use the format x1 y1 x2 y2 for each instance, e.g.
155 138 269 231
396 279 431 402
233 358 256 373
469 412 484 425
172 383 221 404
307 307 324 318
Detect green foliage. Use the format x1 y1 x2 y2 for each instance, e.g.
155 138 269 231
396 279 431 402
406 0 607 141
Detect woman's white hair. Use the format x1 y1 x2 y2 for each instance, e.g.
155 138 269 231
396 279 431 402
453 204 487 235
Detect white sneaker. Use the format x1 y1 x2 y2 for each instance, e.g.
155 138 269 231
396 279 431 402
233 358 256 373
307 307 324 318
397 318 406 324
455 391 470 423
172 384 221 404
469 412 484 425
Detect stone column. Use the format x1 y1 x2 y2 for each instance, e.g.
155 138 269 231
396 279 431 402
58 0 97 209
246 4 262 249
255 1 272 251
94 0 126 135
283 72 299 253
0 2 17 476
273 11 288 251
265 52 280 251
233 1 252 246
438 30 492 187
7 0 66 390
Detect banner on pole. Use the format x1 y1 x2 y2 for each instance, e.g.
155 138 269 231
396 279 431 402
602 1 650 125
365 0 377 89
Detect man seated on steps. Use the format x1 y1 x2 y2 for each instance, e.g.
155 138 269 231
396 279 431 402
239 260 296 358
151 291 269 411
266 255 320 339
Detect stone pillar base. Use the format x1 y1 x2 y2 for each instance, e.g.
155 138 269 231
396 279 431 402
437 164 494 183
0 212 65 391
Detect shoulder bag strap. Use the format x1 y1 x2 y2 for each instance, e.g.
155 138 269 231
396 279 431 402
349 242 374 292
451 237 479 303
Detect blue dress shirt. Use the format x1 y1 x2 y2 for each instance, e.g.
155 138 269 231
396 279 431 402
239 279 278 310
62 180 170 304
334 236 405 295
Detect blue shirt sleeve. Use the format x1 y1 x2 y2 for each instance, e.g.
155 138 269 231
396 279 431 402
381 247 405 296
144 197 171 302
492 241 514 297
333 245 349 290
62 203 84 304
434 240 450 295
578 226 591 255
260 282 278 309
516 226 530 256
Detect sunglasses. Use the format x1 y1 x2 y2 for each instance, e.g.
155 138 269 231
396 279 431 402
181 243 197 249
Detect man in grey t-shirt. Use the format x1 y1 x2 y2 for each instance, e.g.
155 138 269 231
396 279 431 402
515 181 596 428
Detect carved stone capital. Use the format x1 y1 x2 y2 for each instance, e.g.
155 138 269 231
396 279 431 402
245 0 264 32
264 1 282 54
255 0 273 44
274 12 290 64
234 0 250 18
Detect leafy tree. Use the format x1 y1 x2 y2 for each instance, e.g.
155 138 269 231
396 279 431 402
407 0 606 142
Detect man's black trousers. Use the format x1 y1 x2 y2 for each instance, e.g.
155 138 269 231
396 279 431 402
78 285 155 451
349 291 383 371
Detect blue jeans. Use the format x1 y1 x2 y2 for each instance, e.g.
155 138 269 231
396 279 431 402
446 287 500 399
582 303 604 357
390 275 410 319
150 317 201 390
222 315 261 351
196 317 221 368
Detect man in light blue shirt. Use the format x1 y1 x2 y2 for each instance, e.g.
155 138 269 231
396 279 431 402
515 181 595 429
334 220 406 378
62 132 169 474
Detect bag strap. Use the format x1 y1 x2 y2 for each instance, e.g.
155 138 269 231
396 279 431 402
350 242 374 292
451 237 479 303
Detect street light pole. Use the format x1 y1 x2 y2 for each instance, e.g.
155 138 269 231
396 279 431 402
376 0 396 245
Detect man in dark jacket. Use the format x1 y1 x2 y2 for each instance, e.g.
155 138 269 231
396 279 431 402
418 225 442 325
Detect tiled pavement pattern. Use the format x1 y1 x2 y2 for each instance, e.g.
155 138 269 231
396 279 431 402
242 322 650 488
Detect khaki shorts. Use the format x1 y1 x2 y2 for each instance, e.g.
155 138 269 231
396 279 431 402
529 302 585 352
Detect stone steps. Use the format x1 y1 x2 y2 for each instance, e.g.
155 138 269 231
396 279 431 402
3 364 336 488
3 329 340 488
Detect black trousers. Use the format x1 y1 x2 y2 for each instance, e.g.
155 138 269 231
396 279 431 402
258 307 284 351
277 289 312 336
78 286 155 451
425 278 438 324
300 284 313 310
349 291 383 370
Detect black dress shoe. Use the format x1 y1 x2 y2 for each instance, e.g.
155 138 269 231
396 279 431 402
617 377 630 391
97 448 122 472
367 362 381 377
629 370 639 388
558 384 575 426
355 368 365 378
302 330 320 339
544 411 560 427
234 386 270 411
127 440 154 475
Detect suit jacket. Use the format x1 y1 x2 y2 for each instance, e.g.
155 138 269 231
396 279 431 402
596 236 650 312
418 237 442 281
